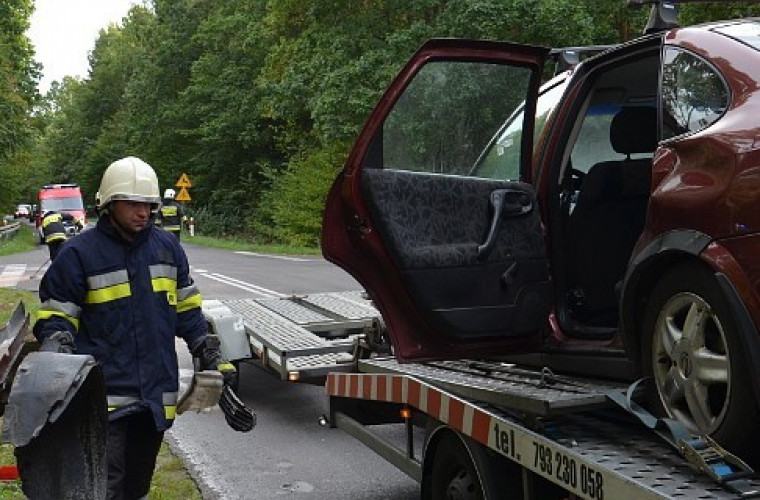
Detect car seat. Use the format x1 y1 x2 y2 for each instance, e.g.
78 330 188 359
566 106 657 326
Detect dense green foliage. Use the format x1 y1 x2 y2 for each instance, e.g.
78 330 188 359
0 0 42 209
4 1 760 245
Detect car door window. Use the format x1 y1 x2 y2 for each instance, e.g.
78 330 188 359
475 76 568 180
382 61 533 178
661 47 729 140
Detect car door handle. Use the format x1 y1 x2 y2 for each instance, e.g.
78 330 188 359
477 188 532 261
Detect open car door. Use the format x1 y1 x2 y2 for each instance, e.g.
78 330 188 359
323 39 551 361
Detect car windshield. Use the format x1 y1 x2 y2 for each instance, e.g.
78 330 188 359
40 197 83 212
472 74 569 179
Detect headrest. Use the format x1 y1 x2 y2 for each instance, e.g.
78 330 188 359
610 107 658 155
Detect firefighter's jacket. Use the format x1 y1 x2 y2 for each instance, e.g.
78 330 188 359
33 215 207 431
41 211 71 244
157 200 183 233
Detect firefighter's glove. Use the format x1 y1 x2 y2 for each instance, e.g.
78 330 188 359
192 336 236 386
40 331 76 354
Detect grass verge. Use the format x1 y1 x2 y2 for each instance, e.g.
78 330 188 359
185 233 321 255
0 224 36 258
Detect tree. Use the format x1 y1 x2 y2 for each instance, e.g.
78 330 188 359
0 0 40 210
27 0 756 244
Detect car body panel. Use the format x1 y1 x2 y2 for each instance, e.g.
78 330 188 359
703 237 760 334
646 26 760 242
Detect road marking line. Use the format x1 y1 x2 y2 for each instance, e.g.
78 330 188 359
0 264 28 288
198 272 284 298
206 273 286 297
234 251 310 262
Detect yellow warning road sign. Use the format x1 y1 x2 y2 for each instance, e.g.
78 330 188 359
175 173 192 188
176 187 191 201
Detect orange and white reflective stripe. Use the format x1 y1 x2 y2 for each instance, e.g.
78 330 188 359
326 373 491 444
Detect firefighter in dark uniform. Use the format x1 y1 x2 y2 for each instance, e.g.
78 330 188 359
156 188 183 241
33 156 236 499
41 211 75 260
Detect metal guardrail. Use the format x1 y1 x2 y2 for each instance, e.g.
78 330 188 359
0 221 21 242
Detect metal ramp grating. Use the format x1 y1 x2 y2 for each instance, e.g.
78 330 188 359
254 297 333 326
287 352 354 371
222 292 379 380
527 409 760 499
224 299 328 352
359 358 622 416
301 292 379 321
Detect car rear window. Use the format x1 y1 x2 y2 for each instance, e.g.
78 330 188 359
661 47 728 139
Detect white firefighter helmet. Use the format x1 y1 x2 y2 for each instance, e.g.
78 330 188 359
97 157 161 210
164 188 176 200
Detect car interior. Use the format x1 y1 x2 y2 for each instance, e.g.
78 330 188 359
354 45 662 346
556 49 661 335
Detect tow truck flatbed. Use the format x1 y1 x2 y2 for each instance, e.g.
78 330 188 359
206 291 760 498
327 358 760 499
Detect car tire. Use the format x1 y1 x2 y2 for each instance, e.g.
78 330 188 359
642 263 760 465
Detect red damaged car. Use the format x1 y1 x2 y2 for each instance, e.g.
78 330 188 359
323 12 760 462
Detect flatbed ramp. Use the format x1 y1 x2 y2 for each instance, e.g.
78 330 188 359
360 358 622 415
222 291 380 381
328 358 760 499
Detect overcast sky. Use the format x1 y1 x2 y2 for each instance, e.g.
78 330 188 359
27 0 141 94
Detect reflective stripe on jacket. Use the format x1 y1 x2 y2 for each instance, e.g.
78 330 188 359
33 215 207 431
42 212 68 244
158 201 182 233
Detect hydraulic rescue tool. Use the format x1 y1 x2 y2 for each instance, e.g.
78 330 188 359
191 335 256 432
176 370 224 414
219 384 256 432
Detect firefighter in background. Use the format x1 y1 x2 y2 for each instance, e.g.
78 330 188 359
41 211 76 260
157 188 184 241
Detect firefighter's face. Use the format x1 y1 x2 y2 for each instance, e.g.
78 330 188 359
110 200 151 237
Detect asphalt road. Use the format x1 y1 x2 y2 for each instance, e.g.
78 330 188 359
0 239 419 500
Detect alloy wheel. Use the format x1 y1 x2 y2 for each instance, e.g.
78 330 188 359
651 292 730 434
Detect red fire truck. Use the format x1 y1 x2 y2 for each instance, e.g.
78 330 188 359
35 184 86 242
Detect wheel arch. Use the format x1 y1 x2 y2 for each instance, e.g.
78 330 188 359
620 230 711 375
421 422 521 500
621 229 760 406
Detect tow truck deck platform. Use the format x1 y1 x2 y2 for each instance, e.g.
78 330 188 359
217 291 380 381
328 357 760 499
